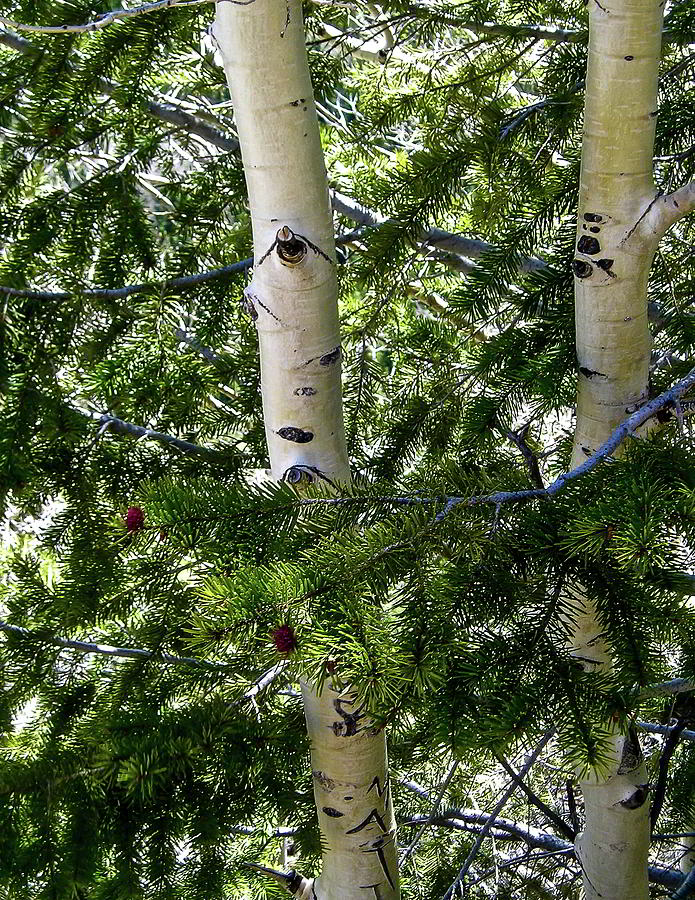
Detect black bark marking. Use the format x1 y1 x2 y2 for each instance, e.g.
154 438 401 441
589 226 600 233
579 366 608 378
674 200 680 208
313 770 336 791
573 259 593 278
596 258 615 277
290 98 306 106
346 808 387 835
283 465 336 487
332 696 368 736
624 316 632 322
583 213 603 222
360 886 382 899
624 55 634 60
244 291 286 325
375 846 396 890
619 785 650 809
581 446 592 457
649 110 658 118
577 235 600 255
294 386 317 396
617 727 643 774
367 775 390 799
277 426 314 443
322 807 345 818
320 346 341 366
288 872 304 894
344 796 353 801
241 293 258 321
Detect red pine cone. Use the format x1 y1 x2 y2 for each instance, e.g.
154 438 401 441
271 624 298 654
125 506 145 533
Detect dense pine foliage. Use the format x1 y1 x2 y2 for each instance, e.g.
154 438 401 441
1 0 695 896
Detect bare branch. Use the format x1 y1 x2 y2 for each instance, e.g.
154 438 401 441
639 721 695 743
644 180 695 239
651 717 688 834
75 408 216 457
495 753 575 840
400 760 459 865
443 729 555 899
0 618 224 668
641 678 695 699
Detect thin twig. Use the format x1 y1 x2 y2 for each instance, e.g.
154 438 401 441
495 754 575 840
651 718 688 834
400 760 459 865
442 730 555 899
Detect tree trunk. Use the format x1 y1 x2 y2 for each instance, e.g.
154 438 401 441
213 1 398 896
570 1 665 897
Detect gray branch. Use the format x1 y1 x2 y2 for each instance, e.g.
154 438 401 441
443 729 554 898
0 618 223 668
639 721 695 743
75 408 215 457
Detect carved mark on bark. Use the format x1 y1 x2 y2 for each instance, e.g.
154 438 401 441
294 386 317 396
302 346 342 368
346 808 388 835
331 696 368 736
368 775 390 799
313 769 336 791
243 289 287 325
277 427 314 443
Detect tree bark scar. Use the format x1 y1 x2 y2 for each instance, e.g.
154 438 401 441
322 806 345 817
294 386 317 396
277 426 314 443
573 259 593 278
346 808 388 834
313 769 336 791
578 235 601 255
320 346 341 366
367 775 390 799
331 696 367 736
619 785 650 809
579 366 608 378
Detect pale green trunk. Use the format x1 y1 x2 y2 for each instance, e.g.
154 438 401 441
571 1 665 897
213 2 398 896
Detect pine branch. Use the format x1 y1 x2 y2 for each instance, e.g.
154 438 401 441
0 0 253 35
0 618 225 668
0 28 240 153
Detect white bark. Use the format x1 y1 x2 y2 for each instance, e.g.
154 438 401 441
302 683 399 900
214 0 349 485
569 1 669 896
213 3 398 896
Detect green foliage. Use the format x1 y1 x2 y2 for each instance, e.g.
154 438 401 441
1 0 695 896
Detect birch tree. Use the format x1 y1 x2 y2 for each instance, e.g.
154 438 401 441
1 0 695 898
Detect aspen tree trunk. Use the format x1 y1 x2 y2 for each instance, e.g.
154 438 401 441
213 2 399 896
570 1 664 897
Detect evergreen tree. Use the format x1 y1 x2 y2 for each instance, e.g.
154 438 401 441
1 0 695 898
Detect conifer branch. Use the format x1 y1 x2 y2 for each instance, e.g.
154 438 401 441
400 760 459 865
